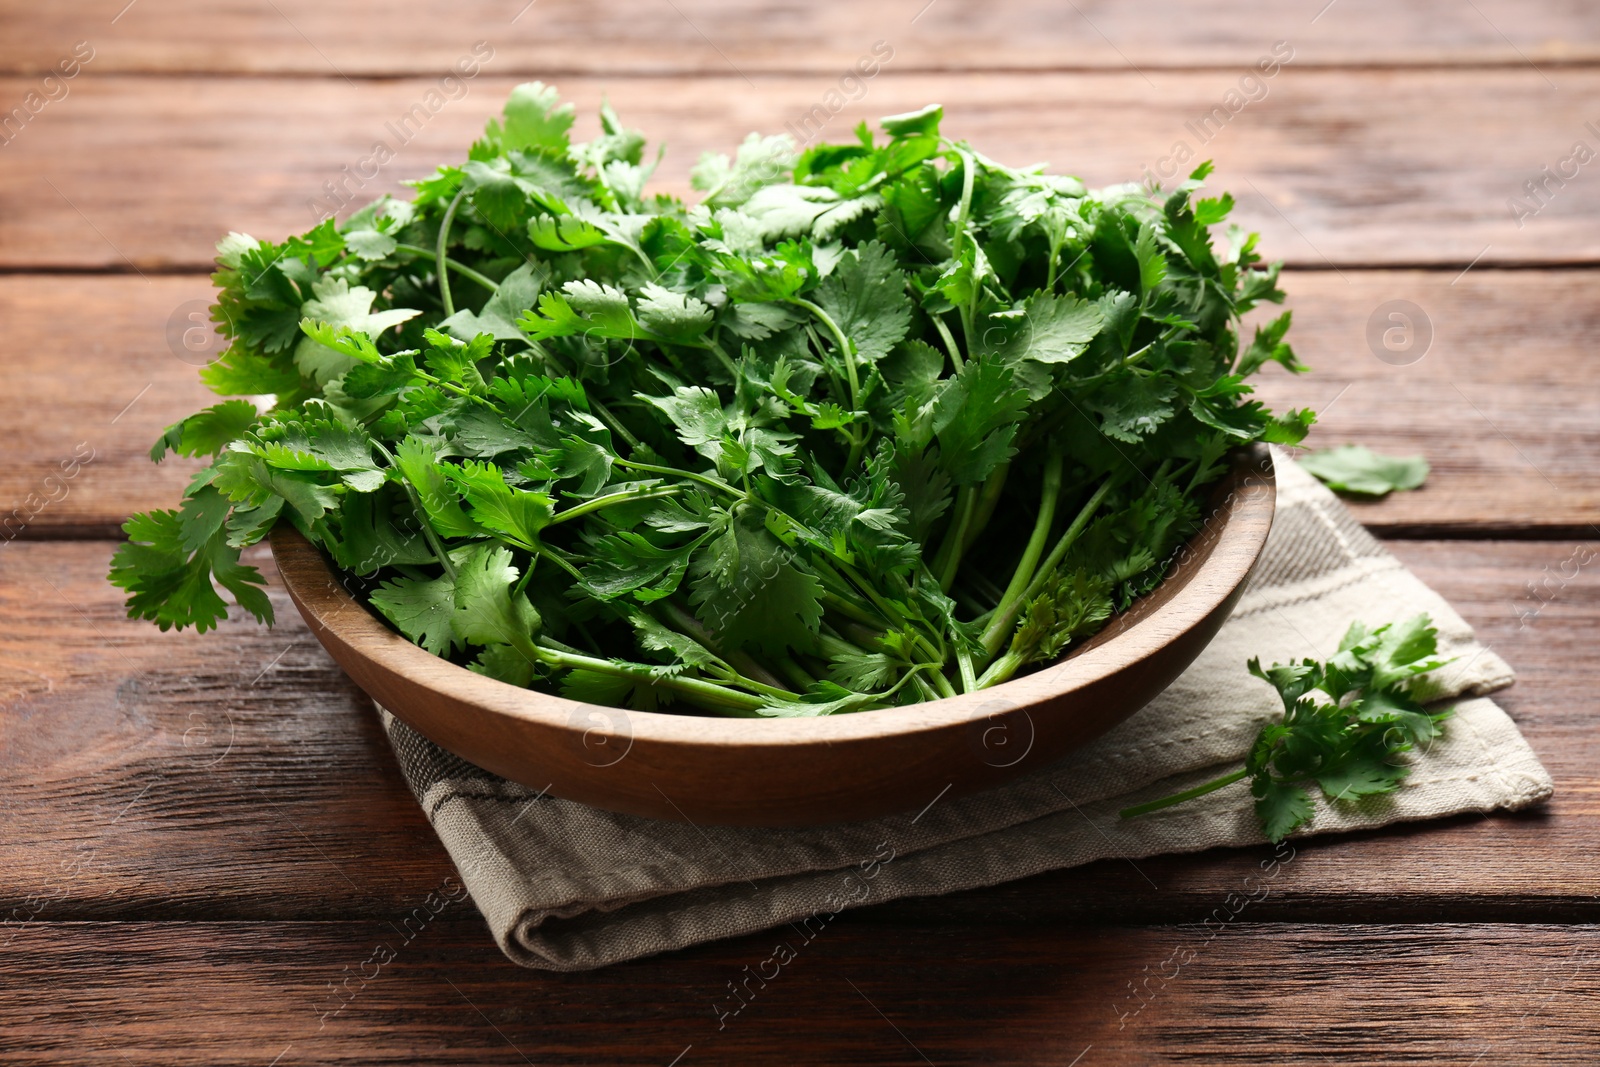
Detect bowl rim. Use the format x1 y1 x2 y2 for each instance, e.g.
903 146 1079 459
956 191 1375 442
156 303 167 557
270 447 1275 750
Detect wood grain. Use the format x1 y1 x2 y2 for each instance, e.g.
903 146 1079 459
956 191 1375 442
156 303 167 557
5 0 1597 1059
3 0 1594 76
1250 270 1600 536
6 71 1600 271
0 275 217 538
0 540 456 918
0 538 1591 921
2 921 1599 1065
2 272 1594 536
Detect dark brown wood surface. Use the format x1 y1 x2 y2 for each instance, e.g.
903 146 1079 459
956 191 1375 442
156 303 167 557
2 0 1592 74
2 0 1598 1062
4 922 1600 1065
6 71 1600 271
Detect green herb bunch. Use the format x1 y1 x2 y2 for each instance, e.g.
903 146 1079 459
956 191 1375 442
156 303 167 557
1122 614 1454 841
111 84 1312 717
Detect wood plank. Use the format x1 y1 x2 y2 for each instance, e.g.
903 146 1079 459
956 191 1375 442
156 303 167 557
0 540 457 918
4 0 1595 76
2 922 1599 1064
3 270 1594 535
0 276 216 538
0 539 1593 922
5 71 1600 270
1250 269 1600 536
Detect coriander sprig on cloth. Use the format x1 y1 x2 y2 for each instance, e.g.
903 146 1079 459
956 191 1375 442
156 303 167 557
1121 614 1454 841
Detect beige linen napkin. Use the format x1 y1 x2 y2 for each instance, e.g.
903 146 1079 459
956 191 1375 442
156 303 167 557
378 453 1553 971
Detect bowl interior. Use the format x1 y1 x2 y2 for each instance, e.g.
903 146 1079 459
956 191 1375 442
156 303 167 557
270 446 1275 823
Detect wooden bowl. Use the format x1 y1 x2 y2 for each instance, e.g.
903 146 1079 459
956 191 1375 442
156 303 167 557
271 447 1275 826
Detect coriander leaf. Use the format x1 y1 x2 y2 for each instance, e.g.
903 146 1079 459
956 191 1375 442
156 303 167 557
393 438 478 538
1362 613 1450 691
487 82 575 154
471 643 537 687
439 261 548 342
692 133 796 209
581 530 696 602
982 291 1104 368
449 543 541 648
689 507 825 654
369 570 458 656
640 386 729 464
110 507 273 633
931 357 1030 484
1086 374 1177 443
1251 779 1314 844
527 213 610 253
344 228 398 262
294 277 420 385
445 460 555 550
635 283 714 341
814 239 912 365
629 611 721 672
1125 614 1454 843
1299 445 1429 497
151 400 259 461
1236 310 1304 376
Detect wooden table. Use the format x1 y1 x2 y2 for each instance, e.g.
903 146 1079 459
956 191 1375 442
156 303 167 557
3 2 1598 1062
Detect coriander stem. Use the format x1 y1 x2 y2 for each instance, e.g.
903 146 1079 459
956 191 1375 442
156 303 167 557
814 629 874 660
547 486 679 526
974 649 1024 689
980 475 1115 658
706 337 740 380
435 187 468 317
949 148 977 265
1044 212 1071 293
391 244 499 292
372 440 458 580
774 653 817 692
957 648 978 692
612 456 740 501
836 621 889 653
530 543 585 583
420 371 496 408
589 399 642 450
791 298 860 416
950 148 979 353
535 641 767 715
961 461 1011 556
822 591 886 631
829 558 904 625
843 431 866 479
988 450 1064 636
828 559 943 665
932 485 979 592
656 601 793 695
1118 768 1249 820
932 312 963 370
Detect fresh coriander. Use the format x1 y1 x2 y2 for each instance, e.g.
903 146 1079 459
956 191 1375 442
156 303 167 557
1299 444 1428 497
110 85 1314 716
1120 614 1454 842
